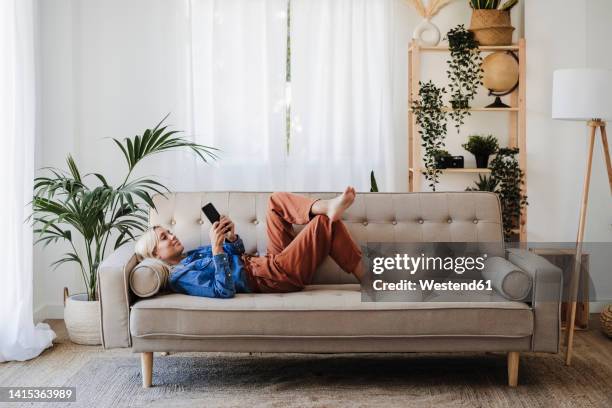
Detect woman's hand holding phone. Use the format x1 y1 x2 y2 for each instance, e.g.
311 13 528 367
209 216 236 254
222 216 237 243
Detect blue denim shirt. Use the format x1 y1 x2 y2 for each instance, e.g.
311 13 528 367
168 236 251 298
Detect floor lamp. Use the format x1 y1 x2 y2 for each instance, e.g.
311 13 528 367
552 68 612 366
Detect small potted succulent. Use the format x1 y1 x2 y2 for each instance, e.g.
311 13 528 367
462 134 499 168
465 174 499 192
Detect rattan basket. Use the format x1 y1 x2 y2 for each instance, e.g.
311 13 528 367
600 304 612 338
470 9 515 46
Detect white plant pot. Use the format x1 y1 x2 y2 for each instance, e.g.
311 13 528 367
64 292 102 345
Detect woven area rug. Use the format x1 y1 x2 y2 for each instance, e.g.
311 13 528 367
40 351 612 408
2 319 611 408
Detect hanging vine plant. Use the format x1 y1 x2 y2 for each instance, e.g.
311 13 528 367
445 24 483 132
488 147 528 241
411 80 447 191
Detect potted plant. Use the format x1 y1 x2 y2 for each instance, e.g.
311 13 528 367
468 0 519 46
462 134 499 168
432 149 453 169
411 80 448 191
30 116 217 345
446 25 483 133
465 174 499 192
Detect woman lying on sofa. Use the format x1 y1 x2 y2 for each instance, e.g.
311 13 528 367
134 187 364 298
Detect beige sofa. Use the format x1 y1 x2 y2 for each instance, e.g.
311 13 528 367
97 191 562 388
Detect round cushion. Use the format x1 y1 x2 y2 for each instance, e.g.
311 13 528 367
129 258 170 298
482 256 532 301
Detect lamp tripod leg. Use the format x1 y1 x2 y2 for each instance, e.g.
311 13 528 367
565 124 597 366
600 125 612 194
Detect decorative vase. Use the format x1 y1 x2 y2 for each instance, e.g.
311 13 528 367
63 288 102 345
469 9 514 46
413 18 441 46
475 154 490 169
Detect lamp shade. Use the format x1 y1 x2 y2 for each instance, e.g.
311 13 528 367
552 68 612 121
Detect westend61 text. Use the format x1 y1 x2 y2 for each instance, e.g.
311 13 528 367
372 279 493 292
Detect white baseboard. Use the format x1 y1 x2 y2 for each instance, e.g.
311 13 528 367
589 301 611 314
34 303 64 323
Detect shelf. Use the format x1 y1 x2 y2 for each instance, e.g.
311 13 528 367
408 38 527 242
410 168 491 174
408 107 518 112
410 44 519 52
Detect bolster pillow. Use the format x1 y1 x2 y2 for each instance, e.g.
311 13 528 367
482 256 532 301
129 258 170 298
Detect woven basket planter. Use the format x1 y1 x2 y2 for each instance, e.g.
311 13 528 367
64 290 102 345
601 304 612 338
470 9 515 46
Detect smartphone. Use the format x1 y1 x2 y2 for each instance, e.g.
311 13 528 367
201 203 221 224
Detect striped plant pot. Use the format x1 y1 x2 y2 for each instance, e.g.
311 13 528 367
64 292 102 345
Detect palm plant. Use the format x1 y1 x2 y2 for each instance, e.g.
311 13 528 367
29 116 218 301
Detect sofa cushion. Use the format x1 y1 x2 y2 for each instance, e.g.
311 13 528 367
482 256 532 301
129 284 533 339
129 258 170 298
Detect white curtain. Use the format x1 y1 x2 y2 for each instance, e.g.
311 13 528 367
37 0 398 193
0 0 56 362
189 0 290 191
288 0 398 191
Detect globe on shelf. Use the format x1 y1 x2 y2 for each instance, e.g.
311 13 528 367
481 51 519 108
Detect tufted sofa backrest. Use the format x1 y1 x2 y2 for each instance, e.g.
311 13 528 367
149 192 505 284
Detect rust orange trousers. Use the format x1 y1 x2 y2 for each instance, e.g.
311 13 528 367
242 192 362 293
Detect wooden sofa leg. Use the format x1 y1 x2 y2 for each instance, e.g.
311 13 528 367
141 352 153 388
507 352 519 387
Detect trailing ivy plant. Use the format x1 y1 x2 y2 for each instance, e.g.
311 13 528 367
488 147 528 240
411 80 447 191
445 25 483 133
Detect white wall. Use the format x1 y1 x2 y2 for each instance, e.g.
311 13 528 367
525 0 612 309
33 0 611 320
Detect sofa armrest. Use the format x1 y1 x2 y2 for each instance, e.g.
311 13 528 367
506 248 563 353
97 242 139 349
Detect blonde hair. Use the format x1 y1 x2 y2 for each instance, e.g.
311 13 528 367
134 225 161 262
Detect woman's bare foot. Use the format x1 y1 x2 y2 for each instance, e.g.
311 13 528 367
311 186 356 221
327 186 356 221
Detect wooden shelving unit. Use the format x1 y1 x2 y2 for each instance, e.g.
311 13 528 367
410 168 492 174
408 39 527 241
